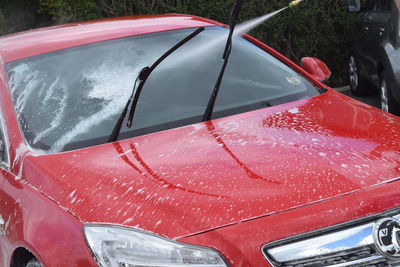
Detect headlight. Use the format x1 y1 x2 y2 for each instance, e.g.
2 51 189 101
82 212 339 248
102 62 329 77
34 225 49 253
84 225 228 267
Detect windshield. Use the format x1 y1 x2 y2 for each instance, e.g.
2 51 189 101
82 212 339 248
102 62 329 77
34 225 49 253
5 27 321 153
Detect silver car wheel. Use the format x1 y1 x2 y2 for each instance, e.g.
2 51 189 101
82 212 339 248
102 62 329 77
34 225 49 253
349 56 358 89
380 79 389 112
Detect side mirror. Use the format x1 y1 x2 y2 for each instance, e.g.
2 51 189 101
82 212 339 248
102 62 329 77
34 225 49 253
301 57 331 82
347 0 361 12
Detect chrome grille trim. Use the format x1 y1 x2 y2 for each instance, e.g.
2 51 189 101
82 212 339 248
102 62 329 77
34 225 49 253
268 222 375 262
263 212 400 267
330 255 383 267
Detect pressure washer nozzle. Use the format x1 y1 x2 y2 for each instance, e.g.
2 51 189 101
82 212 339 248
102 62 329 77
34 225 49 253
289 0 303 8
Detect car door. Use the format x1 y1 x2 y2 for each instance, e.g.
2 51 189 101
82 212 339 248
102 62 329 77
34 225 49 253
367 0 392 75
0 113 11 263
351 0 375 78
355 0 379 76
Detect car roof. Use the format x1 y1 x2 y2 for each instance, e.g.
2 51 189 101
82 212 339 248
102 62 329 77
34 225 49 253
0 14 222 63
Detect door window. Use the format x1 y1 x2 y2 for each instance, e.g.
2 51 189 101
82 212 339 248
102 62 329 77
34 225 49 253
362 0 375 11
374 0 392 11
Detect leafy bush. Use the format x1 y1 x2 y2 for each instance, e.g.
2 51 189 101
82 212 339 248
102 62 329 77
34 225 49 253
1 0 45 34
38 0 101 22
0 9 7 35
2 0 355 86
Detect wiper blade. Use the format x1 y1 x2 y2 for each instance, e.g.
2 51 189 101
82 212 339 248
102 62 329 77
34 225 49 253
202 0 245 122
108 27 205 143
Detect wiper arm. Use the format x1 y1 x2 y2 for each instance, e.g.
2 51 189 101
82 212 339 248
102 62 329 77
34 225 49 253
202 0 245 122
108 27 205 143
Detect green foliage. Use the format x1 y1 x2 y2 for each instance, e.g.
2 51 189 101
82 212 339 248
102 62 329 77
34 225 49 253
248 0 356 86
0 9 7 35
38 0 101 22
1 0 45 34
2 0 355 86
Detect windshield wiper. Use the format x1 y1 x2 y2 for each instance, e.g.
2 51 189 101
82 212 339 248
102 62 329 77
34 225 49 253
202 0 245 122
108 27 205 143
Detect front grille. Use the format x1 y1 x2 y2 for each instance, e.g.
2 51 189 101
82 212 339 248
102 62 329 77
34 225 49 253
278 245 400 267
263 214 400 267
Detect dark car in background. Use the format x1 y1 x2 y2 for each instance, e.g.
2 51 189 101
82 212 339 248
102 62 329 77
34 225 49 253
348 0 400 115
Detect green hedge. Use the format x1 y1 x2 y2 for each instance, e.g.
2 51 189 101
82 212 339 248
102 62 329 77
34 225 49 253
0 10 6 36
1 0 355 86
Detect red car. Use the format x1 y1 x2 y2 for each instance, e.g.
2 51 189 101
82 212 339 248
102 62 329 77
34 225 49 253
1 14 400 267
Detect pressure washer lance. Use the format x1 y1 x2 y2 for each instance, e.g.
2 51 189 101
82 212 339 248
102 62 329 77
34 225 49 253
289 0 304 8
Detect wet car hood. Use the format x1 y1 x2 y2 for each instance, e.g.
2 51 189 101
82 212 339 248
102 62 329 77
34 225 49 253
21 90 400 239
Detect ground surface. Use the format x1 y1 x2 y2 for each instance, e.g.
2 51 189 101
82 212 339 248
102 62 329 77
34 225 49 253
335 86 380 108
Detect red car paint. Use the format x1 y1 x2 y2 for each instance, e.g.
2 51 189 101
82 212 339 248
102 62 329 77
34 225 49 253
0 15 399 266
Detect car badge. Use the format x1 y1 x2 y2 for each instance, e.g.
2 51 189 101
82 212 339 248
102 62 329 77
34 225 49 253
373 217 400 259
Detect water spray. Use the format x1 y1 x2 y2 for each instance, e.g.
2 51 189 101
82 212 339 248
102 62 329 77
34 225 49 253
202 0 305 121
159 0 306 68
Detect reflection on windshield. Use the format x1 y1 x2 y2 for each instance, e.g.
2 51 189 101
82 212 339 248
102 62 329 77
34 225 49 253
6 27 320 153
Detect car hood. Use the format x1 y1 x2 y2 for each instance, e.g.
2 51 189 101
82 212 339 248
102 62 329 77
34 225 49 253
21 90 400 239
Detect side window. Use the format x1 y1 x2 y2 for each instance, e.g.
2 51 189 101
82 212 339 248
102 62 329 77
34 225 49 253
374 0 392 11
0 121 8 167
362 0 375 11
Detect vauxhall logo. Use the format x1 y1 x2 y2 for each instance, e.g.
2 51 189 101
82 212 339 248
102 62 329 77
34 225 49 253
373 218 400 259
